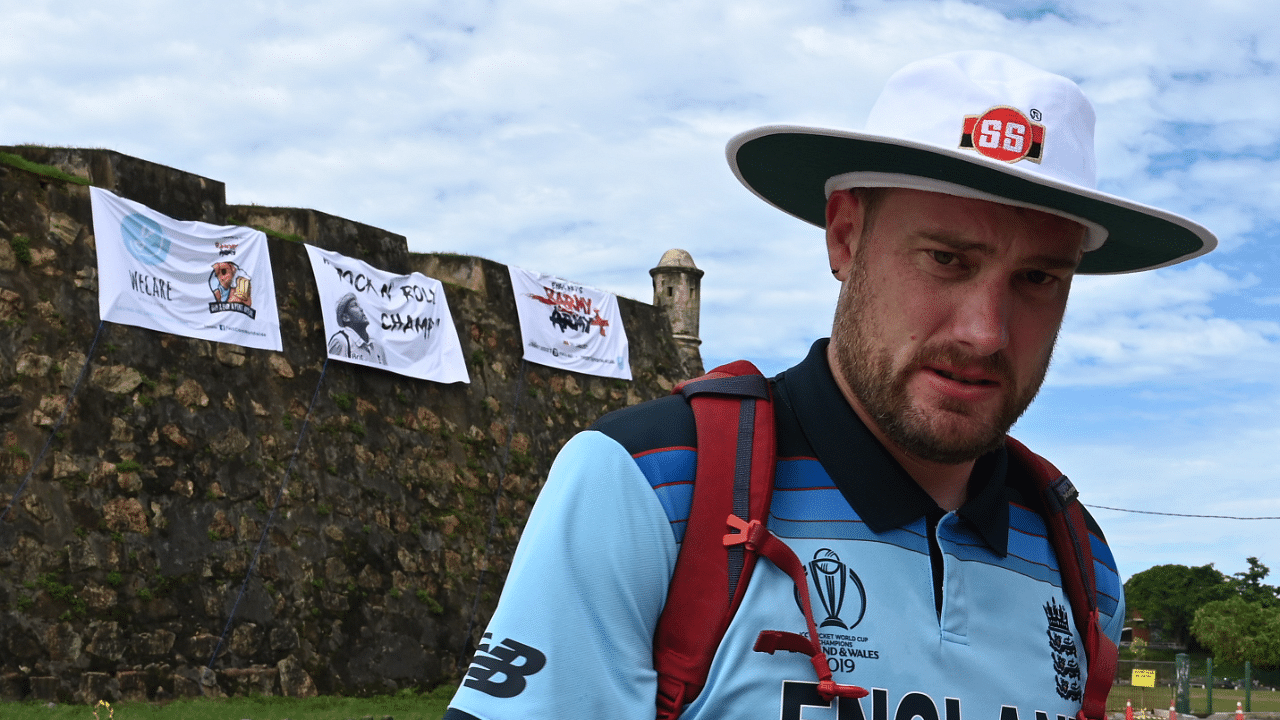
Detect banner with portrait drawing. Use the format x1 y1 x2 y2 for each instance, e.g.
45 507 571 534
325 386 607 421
90 187 283 351
508 266 631 380
305 245 469 384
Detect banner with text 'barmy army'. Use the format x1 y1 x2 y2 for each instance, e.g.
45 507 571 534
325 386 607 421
509 266 631 380
306 245 469 384
91 187 283 351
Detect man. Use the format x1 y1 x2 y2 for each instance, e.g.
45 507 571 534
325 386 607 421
210 261 252 306
327 292 387 365
445 51 1215 720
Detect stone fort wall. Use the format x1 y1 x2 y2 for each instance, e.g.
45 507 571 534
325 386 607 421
0 147 702 703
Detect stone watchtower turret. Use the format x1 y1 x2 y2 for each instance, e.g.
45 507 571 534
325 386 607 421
650 248 704 375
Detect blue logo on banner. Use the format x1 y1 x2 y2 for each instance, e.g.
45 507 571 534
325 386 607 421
121 213 170 266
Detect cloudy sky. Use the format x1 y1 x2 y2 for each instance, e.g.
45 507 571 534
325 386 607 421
3 0 1279 584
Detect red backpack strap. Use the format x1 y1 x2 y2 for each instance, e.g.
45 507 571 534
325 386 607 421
1006 437 1118 720
734 519 868 703
654 361 776 720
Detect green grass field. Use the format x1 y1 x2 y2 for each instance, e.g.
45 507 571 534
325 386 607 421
0 684 454 720
1110 687 1280 715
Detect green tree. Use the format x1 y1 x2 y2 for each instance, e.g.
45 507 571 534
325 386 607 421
1233 557 1280 607
1191 596 1280 667
1125 563 1232 647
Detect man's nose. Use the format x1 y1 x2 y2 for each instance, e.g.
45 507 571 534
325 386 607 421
952 279 1010 356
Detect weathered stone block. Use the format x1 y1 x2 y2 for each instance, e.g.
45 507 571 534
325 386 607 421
103 497 148 533
59 352 86 388
92 365 142 394
46 622 83 662
276 655 317 698
85 622 126 662
221 666 277 696
324 556 351 584
110 416 132 442
51 452 82 480
172 672 201 698
0 451 31 479
230 623 260 658
30 248 58 271
20 491 53 522
321 590 349 613
162 423 191 448
357 564 384 589
208 509 235 540
33 394 66 427
48 212 82 246
116 470 143 494
78 671 116 704
174 379 208 407
269 626 298 652
117 670 148 701
87 460 114 488
215 343 246 367
209 427 250 457
29 676 60 701
75 265 98 291
0 671 26 701
130 629 176 658
268 355 295 378
16 352 53 376
184 633 222 664
81 583 118 612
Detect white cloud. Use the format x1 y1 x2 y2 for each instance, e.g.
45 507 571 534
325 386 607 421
4 0 1280 577
1051 264 1280 387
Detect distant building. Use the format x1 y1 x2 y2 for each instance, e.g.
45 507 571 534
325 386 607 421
650 248 703 373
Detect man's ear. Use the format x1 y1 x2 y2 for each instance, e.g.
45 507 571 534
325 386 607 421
826 190 865 282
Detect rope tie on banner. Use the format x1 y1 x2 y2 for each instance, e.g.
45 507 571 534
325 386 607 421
458 359 528 677
1 320 108 540
206 356 331 675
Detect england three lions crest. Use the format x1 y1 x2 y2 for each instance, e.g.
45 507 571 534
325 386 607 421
1045 598 1082 702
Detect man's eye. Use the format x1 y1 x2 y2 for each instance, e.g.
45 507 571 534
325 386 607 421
930 250 957 265
1025 270 1054 285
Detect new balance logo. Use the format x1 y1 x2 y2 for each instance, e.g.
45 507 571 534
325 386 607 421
462 633 547 698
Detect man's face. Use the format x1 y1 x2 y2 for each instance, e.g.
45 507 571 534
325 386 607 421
342 302 368 330
827 188 1086 465
213 262 236 289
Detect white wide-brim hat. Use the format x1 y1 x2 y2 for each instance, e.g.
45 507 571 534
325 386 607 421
727 51 1217 274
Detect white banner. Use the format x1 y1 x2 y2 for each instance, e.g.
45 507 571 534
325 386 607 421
91 187 282 351
306 245 469 384
509 266 631 380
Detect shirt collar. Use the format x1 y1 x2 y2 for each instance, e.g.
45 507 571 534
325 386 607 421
347 330 374 350
772 339 1011 556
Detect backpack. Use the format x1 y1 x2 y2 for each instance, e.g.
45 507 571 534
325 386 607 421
653 361 1118 720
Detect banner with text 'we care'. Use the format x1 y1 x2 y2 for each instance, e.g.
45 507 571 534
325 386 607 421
90 187 283 351
306 245 469 384
509 266 631 380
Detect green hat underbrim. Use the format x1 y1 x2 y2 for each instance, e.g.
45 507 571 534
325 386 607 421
730 128 1216 275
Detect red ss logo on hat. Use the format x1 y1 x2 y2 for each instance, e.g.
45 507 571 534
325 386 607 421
960 106 1044 164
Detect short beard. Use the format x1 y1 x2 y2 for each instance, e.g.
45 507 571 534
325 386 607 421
831 247 1053 465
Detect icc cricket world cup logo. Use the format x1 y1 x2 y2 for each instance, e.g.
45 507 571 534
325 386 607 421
800 549 867 630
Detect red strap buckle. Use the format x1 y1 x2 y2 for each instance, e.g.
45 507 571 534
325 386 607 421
723 514 766 550
816 679 870 701
754 630 813 656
